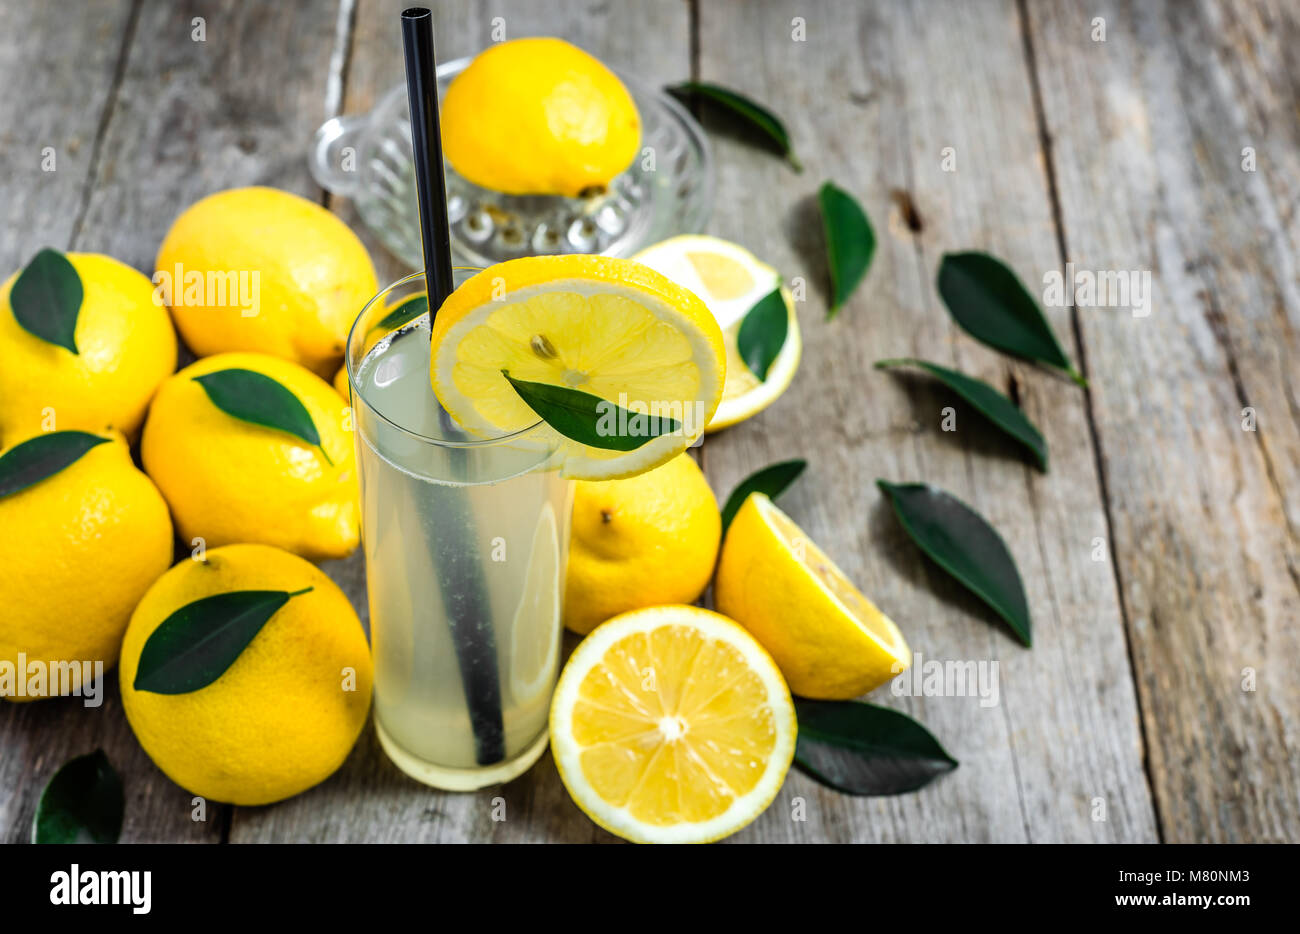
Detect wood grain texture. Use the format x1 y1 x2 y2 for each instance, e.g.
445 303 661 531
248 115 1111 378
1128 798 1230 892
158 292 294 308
0 0 136 276
695 0 1157 842
1024 0 1300 842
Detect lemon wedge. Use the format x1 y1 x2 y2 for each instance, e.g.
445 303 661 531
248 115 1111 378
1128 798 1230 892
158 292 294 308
429 255 725 480
549 605 796 843
716 493 912 699
633 235 801 431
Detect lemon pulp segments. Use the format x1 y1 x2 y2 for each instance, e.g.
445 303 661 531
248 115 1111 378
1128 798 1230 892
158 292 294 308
574 626 776 822
429 256 725 480
550 606 795 843
632 235 801 432
451 287 702 431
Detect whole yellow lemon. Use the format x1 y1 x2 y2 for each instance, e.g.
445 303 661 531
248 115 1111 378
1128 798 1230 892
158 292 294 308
0 251 176 447
0 430 173 701
141 352 359 560
120 543 373 805
154 187 378 377
564 453 720 634
442 38 641 197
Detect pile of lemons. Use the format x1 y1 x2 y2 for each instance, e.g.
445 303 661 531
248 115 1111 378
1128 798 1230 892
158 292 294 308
1 186 378 806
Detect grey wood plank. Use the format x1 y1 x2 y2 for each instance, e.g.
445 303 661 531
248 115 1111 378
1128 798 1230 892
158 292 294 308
696 0 1158 842
230 0 690 843
1025 0 1300 842
0 0 136 270
0 0 347 844
72 0 340 269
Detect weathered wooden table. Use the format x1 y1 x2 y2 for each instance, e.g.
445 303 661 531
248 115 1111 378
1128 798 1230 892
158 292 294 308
2 0 1296 844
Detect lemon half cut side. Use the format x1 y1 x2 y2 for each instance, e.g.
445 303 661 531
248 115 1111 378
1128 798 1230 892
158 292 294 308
633 235 801 432
549 605 796 844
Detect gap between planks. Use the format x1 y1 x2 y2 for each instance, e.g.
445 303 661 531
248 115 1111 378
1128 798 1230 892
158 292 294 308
66 0 142 250
1013 0 1166 843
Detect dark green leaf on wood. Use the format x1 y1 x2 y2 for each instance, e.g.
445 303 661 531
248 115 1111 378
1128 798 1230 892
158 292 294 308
936 251 1084 386
875 358 1048 470
667 81 801 170
794 700 958 795
721 459 806 533
33 750 124 844
877 480 1032 646
819 182 875 318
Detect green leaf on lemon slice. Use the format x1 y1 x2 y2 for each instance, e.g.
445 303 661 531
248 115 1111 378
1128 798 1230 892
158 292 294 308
502 372 682 452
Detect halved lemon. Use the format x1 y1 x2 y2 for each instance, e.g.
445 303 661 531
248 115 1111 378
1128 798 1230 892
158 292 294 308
549 605 796 844
716 493 911 700
633 235 801 431
430 255 725 480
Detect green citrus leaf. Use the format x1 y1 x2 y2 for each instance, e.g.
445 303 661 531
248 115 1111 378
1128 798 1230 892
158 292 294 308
794 700 958 796
667 81 801 170
372 294 429 333
10 248 83 354
720 459 806 533
502 371 682 452
193 368 328 462
877 480 1031 646
819 181 875 318
133 587 312 694
936 252 1084 386
0 431 109 500
875 358 1048 471
736 287 789 381
33 750 124 844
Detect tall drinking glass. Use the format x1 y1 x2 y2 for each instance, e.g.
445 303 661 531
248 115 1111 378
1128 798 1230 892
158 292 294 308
346 269 573 791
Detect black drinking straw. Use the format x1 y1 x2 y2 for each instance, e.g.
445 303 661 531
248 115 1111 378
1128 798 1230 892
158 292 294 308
401 7 505 766
401 8 453 305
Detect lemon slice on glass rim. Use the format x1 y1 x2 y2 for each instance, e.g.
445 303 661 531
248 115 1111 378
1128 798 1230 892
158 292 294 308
549 605 796 844
429 255 726 480
633 235 801 432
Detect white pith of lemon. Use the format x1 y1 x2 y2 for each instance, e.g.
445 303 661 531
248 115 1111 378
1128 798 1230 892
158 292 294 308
633 235 801 431
429 256 725 481
549 605 796 844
